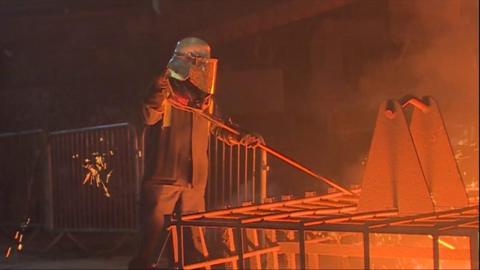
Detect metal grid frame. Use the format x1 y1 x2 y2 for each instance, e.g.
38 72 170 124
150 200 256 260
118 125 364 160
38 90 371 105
171 191 479 269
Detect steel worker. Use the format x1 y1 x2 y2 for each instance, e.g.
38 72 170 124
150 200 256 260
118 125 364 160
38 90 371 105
129 37 262 269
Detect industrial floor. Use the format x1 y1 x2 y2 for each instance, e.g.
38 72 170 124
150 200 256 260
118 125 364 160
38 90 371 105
1 255 130 270
0 230 147 270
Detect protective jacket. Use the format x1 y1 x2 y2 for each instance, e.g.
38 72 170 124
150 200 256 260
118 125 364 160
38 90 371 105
141 72 228 189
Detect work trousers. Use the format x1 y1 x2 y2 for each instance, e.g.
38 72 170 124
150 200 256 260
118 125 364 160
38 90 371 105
133 182 206 267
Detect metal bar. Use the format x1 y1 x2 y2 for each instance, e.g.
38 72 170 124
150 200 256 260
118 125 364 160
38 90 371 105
214 138 219 208
183 246 280 270
304 209 397 227
252 148 256 203
471 231 479 270
433 234 440 270
169 104 354 195
237 146 241 206
244 145 248 202
208 135 212 209
363 231 370 269
49 122 129 135
260 149 267 203
0 129 44 138
260 145 355 195
229 144 233 207
367 205 478 228
171 226 179 265
299 228 306 269
183 193 355 220
174 218 478 235
43 134 54 230
131 125 141 230
222 141 226 206
177 223 184 269
235 225 245 269
436 216 479 231
240 205 356 224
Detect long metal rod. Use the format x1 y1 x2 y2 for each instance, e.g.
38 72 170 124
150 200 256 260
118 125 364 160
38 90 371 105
178 105 354 195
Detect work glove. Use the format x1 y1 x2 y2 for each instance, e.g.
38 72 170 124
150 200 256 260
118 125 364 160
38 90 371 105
239 132 265 148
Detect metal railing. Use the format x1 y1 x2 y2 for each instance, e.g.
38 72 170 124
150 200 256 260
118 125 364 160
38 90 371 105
46 123 140 231
206 137 268 210
1 122 269 233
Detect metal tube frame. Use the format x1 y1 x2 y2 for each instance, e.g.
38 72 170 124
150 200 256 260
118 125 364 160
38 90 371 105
171 192 478 269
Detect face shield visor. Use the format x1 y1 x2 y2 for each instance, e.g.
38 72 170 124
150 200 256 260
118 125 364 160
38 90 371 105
167 54 218 95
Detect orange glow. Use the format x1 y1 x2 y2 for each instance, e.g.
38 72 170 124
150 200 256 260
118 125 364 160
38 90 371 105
428 235 455 250
5 247 11 258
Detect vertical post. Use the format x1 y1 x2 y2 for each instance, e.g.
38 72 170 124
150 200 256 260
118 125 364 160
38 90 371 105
222 141 226 206
229 144 233 207
44 133 54 230
299 228 306 270
177 222 184 269
237 146 241 206
132 126 142 230
259 149 268 203
214 138 219 208
207 135 212 209
251 148 256 203
432 234 439 270
363 231 370 269
171 226 179 265
470 232 479 270
244 145 248 202
235 225 245 270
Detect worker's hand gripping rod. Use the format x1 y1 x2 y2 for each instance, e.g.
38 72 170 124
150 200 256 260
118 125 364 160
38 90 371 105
168 100 355 196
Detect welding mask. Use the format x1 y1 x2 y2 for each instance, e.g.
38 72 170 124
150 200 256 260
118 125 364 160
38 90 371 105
167 37 218 95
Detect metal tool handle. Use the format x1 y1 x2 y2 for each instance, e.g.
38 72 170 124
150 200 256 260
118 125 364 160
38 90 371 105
168 99 355 196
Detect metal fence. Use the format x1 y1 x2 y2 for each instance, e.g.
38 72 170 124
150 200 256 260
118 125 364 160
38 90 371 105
46 123 140 231
1 122 268 233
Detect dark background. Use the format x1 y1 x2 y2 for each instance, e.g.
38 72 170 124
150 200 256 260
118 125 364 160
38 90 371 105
0 0 478 196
